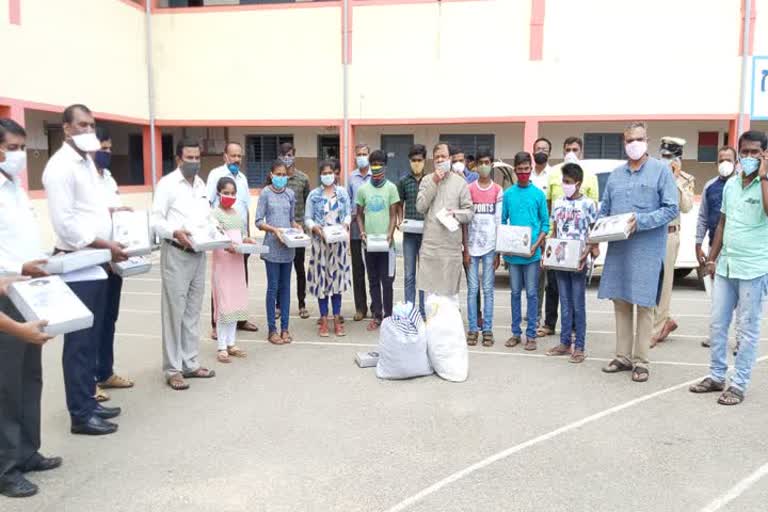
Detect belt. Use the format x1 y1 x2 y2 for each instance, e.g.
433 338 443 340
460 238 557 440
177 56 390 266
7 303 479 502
166 240 197 254
668 225 680 234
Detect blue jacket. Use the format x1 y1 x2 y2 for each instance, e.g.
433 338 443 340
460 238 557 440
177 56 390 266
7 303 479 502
304 185 352 229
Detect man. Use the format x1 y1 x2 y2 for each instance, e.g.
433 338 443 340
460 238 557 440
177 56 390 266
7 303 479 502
348 143 372 321
696 146 739 348
651 137 695 346
416 142 473 297
689 130 768 406
547 137 600 205
450 145 479 184
530 137 557 338
0 119 62 498
531 137 552 196
151 138 216 391
276 142 310 319
599 122 679 383
205 142 259 337
92 126 134 402
397 144 427 317
42 104 125 435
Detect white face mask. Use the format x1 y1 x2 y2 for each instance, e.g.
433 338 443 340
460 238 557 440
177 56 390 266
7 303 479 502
71 132 101 152
320 174 335 187
718 161 735 178
0 150 27 178
451 161 466 174
562 183 577 198
625 140 648 161
564 152 579 164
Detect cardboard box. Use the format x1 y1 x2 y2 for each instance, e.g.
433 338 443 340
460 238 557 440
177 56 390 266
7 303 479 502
186 220 231 252
111 256 152 277
496 225 532 256
401 219 424 234
43 249 111 275
235 243 269 255
7 275 94 336
543 239 585 271
279 228 311 248
322 224 348 244
366 234 390 252
112 210 151 256
588 213 635 243
355 351 380 368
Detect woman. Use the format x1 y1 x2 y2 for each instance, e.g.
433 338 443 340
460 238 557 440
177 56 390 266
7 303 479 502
305 161 352 337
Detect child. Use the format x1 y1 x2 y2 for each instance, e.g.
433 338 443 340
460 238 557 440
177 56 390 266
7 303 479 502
255 160 300 344
305 161 352 337
501 152 549 351
355 149 400 331
466 149 503 347
211 177 253 363
546 163 599 363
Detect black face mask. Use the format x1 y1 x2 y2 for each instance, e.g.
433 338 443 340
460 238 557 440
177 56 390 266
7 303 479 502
533 152 549 165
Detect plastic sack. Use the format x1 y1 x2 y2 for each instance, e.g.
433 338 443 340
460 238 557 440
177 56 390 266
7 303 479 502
425 294 468 382
376 302 433 380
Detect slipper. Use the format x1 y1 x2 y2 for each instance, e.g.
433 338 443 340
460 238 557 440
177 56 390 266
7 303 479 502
183 367 216 379
167 374 189 391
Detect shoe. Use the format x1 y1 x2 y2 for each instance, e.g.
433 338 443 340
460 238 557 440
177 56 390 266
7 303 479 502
334 316 346 336
299 308 310 319
71 415 118 436
237 320 259 332
318 317 330 337
353 311 367 322
20 453 62 473
701 339 711 348
94 403 122 419
0 471 38 498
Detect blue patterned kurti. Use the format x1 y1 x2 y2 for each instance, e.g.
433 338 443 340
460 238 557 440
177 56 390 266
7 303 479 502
597 158 679 308
305 186 352 299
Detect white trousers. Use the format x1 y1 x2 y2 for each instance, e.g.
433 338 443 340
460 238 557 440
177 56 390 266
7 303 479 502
216 321 237 351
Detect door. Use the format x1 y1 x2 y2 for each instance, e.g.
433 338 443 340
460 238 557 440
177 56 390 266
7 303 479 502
128 135 144 185
161 134 175 176
381 134 414 182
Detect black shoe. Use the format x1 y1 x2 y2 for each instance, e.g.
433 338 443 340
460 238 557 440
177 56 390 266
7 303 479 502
71 415 118 436
0 471 38 498
20 453 62 473
94 403 121 419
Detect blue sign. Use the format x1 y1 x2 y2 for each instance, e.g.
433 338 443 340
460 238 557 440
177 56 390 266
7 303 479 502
751 56 768 120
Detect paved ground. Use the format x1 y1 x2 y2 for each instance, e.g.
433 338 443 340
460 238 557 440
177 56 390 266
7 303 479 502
6 252 768 512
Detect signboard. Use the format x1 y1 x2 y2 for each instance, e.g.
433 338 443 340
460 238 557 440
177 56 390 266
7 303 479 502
751 56 768 120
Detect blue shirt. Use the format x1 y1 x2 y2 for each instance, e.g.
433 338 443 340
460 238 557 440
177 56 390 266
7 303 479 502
463 168 479 184
347 168 371 240
500 184 549 265
254 187 296 264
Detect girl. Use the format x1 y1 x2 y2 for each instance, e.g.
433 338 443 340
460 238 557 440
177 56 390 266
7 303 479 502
255 160 300 344
305 161 352 337
211 177 253 363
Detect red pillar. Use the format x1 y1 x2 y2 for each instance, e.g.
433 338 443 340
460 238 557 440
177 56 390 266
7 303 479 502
142 125 162 188
729 115 751 148
0 102 28 189
523 118 540 154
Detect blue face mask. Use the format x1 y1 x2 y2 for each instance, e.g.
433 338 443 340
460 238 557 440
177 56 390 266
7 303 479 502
740 156 760 176
227 163 239 175
356 155 369 169
272 175 288 189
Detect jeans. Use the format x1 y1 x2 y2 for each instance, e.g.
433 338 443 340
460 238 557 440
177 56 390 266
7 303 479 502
96 271 123 383
318 294 342 317
509 262 539 339
365 251 394 320
555 270 586 350
709 273 767 392
402 233 425 317
277 249 306 311
265 261 292 333
467 251 496 332
350 239 369 315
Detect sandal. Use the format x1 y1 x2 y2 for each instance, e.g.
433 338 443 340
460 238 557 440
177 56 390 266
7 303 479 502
524 339 537 351
546 344 571 356
631 366 649 383
602 358 633 373
366 319 381 332
227 346 247 358
217 350 231 364
717 386 744 406
268 331 283 345
183 367 216 379
505 335 522 348
94 385 110 402
536 325 555 338
466 332 479 346
299 308 310 319
281 330 293 344
689 377 726 394
482 331 494 347
569 350 585 364
99 374 135 389
167 374 189 391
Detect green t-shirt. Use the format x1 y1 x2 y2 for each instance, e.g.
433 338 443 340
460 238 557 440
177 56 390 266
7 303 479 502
355 181 400 236
717 175 768 280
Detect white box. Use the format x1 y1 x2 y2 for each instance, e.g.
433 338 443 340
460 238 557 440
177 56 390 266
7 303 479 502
496 225 532 256
7 275 94 336
43 249 111 275
366 234 390 252
401 219 424 234
355 351 380 368
186 220 231 252
235 243 269 255
111 256 152 277
436 208 460 232
279 228 311 248
322 224 348 244
112 210 151 256
588 213 635 243
543 239 585 271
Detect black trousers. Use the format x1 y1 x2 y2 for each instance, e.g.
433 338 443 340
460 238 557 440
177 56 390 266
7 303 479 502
365 251 394 320
544 269 559 329
350 239 369 315
276 248 307 311
212 254 250 328
96 272 123 383
0 297 42 479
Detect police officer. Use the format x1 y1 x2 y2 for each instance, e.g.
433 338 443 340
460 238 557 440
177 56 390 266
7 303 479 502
651 136 695 346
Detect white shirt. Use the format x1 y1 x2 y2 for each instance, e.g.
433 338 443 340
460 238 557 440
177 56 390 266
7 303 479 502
97 168 121 208
0 172 46 276
531 165 550 196
205 164 250 228
151 168 210 240
42 143 112 251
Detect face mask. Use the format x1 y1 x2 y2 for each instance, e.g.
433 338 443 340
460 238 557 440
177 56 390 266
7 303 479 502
321 174 335 187
356 155 369 169
452 161 466 173
410 160 425 175
271 175 288 189
477 164 492 177
0 150 27 177
94 150 111 170
227 163 240 175
740 156 760 176
625 140 648 161
220 195 236 209
564 152 579 164
435 160 451 174
280 155 295 168
717 161 735 178
180 161 200 178
71 132 101 152
516 172 531 185
533 152 549 165
562 183 578 198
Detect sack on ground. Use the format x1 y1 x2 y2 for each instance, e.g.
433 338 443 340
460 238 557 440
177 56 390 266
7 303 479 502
376 302 432 380
425 294 468 382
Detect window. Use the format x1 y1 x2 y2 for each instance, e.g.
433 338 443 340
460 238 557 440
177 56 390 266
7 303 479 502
438 134 495 160
244 134 294 187
583 133 625 160
698 131 719 162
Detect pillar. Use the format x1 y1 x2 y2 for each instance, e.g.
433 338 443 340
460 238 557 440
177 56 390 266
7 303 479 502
142 125 162 188
0 102 27 189
523 119 540 154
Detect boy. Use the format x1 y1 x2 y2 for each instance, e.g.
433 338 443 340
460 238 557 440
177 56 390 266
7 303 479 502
397 144 427 318
356 150 400 331
545 163 599 363
501 152 549 350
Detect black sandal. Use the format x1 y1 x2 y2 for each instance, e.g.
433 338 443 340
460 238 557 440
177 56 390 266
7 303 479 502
631 366 649 383
481 331 494 347
602 358 633 373
466 332 479 346
717 386 744 406
183 367 216 379
689 377 726 394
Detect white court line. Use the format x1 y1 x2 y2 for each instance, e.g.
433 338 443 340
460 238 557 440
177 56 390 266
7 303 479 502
698 461 768 512
382 356 768 512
